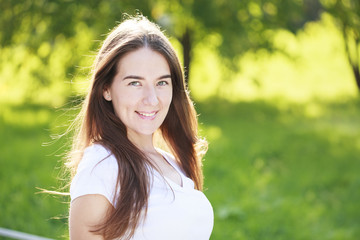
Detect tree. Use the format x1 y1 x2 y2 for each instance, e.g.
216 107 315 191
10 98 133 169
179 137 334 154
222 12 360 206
151 0 323 82
321 0 360 92
0 0 322 84
6 0 359 95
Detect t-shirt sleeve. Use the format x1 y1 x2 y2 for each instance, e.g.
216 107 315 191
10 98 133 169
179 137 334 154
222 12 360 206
70 144 118 206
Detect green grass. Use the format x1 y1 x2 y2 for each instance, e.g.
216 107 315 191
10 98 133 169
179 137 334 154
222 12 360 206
1 98 359 239
0 103 70 239
198 98 360 240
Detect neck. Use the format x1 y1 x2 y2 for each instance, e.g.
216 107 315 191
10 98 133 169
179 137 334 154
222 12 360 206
127 131 157 154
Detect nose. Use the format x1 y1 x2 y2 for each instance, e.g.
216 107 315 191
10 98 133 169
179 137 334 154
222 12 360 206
142 85 159 106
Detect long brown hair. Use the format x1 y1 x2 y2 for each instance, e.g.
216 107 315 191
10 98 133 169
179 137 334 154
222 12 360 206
67 15 207 239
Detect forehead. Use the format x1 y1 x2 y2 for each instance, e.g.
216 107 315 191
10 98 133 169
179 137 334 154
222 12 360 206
116 48 170 74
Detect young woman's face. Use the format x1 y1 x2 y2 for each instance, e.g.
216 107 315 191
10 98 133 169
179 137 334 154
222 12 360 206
104 47 173 140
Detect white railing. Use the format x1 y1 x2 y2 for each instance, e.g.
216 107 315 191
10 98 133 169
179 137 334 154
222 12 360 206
0 227 54 240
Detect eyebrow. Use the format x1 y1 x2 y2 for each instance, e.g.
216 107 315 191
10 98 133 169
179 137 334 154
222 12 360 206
122 74 171 81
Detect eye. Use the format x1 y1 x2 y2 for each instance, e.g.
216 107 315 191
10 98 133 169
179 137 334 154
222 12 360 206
157 80 169 86
129 81 141 87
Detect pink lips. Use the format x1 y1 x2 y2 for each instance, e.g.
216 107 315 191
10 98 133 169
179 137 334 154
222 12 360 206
136 111 158 120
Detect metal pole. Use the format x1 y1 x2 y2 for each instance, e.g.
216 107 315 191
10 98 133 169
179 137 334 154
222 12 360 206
0 227 54 240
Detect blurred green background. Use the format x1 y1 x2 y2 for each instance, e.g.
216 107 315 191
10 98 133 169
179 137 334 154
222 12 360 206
0 0 359 239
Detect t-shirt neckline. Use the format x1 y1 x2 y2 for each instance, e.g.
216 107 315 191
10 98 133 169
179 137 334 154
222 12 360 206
156 149 189 190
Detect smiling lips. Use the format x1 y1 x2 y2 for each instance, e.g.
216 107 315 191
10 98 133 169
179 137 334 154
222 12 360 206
136 111 158 119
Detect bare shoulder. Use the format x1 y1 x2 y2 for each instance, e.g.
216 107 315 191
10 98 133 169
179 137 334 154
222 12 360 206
69 194 113 240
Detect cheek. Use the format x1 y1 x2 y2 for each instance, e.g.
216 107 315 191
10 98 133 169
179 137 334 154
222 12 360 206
165 87 173 103
111 87 133 107
162 92 173 109
111 95 129 118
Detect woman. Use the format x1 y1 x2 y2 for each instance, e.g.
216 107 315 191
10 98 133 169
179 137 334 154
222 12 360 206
68 15 213 239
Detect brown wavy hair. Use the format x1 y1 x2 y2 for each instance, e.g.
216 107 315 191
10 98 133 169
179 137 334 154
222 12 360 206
67 15 207 239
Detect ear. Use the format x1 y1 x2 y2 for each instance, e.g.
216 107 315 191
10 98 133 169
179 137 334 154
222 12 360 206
103 88 112 101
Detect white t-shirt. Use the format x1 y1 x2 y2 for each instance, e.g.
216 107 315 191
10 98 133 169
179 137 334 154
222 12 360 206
70 144 214 240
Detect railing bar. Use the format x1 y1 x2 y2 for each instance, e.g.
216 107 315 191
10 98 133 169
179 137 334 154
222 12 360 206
0 227 54 240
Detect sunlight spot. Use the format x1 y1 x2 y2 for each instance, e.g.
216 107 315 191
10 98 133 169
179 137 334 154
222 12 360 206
217 205 245 220
320 0 337 7
189 35 223 100
255 170 273 189
192 13 358 104
341 0 352 8
203 125 222 141
1 107 51 127
38 42 51 58
263 2 277 16
304 103 324 118
248 2 262 18
237 9 249 22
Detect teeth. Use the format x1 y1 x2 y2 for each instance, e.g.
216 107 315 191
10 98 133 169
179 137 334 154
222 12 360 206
138 112 156 117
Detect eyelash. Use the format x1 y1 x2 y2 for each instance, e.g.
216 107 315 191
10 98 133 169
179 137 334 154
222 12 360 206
128 81 141 86
128 80 170 87
157 80 169 86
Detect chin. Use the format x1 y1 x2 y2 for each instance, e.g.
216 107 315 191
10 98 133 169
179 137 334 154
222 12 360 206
135 129 158 136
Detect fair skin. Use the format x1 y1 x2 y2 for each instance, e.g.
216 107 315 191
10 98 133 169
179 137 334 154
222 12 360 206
69 47 182 239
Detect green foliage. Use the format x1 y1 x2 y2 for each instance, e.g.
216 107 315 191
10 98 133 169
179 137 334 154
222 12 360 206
0 0 149 48
0 0 321 53
320 0 360 90
189 13 357 102
0 0 326 89
1 0 359 105
0 0 153 105
0 20 96 105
